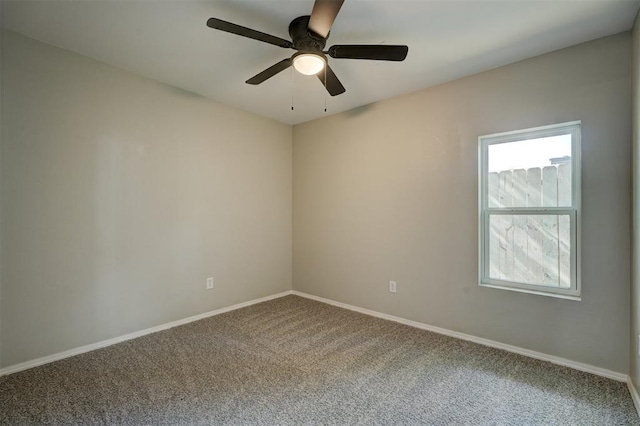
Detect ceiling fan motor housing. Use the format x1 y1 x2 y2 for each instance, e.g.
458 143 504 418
289 16 326 51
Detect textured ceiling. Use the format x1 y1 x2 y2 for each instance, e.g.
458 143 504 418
3 0 639 125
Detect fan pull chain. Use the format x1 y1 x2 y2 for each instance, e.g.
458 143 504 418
323 66 327 113
291 67 295 111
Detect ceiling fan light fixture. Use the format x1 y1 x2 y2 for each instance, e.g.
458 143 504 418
293 53 325 75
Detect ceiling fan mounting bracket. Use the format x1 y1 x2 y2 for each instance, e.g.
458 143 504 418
289 16 326 52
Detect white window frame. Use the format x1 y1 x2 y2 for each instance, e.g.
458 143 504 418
478 121 581 300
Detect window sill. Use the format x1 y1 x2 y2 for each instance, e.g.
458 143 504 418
479 282 581 301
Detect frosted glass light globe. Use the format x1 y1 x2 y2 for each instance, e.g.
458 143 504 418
293 53 325 75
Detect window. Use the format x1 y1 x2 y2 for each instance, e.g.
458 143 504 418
478 121 581 299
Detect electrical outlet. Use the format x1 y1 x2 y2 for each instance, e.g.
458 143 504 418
206 277 214 290
389 281 397 293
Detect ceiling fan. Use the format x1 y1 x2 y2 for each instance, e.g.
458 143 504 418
206 0 408 96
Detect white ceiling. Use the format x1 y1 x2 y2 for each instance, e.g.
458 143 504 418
3 0 639 125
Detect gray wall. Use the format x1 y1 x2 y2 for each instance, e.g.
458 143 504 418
1 31 292 368
1 27 633 376
293 34 631 373
0 5 3 369
631 11 640 389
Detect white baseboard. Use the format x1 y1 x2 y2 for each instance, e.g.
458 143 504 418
292 290 628 382
628 378 640 417
0 290 294 377
1 289 631 389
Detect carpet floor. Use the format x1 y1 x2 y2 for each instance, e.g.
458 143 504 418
0 295 638 425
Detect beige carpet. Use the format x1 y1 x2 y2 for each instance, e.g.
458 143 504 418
1 295 638 425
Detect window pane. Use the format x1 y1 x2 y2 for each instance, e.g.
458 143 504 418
488 135 572 208
488 214 571 288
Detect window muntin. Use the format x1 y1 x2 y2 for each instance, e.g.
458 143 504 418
479 122 580 299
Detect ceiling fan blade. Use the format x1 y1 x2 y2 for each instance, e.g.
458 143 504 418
308 0 345 38
207 18 293 49
317 64 345 96
246 59 293 85
328 45 408 61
